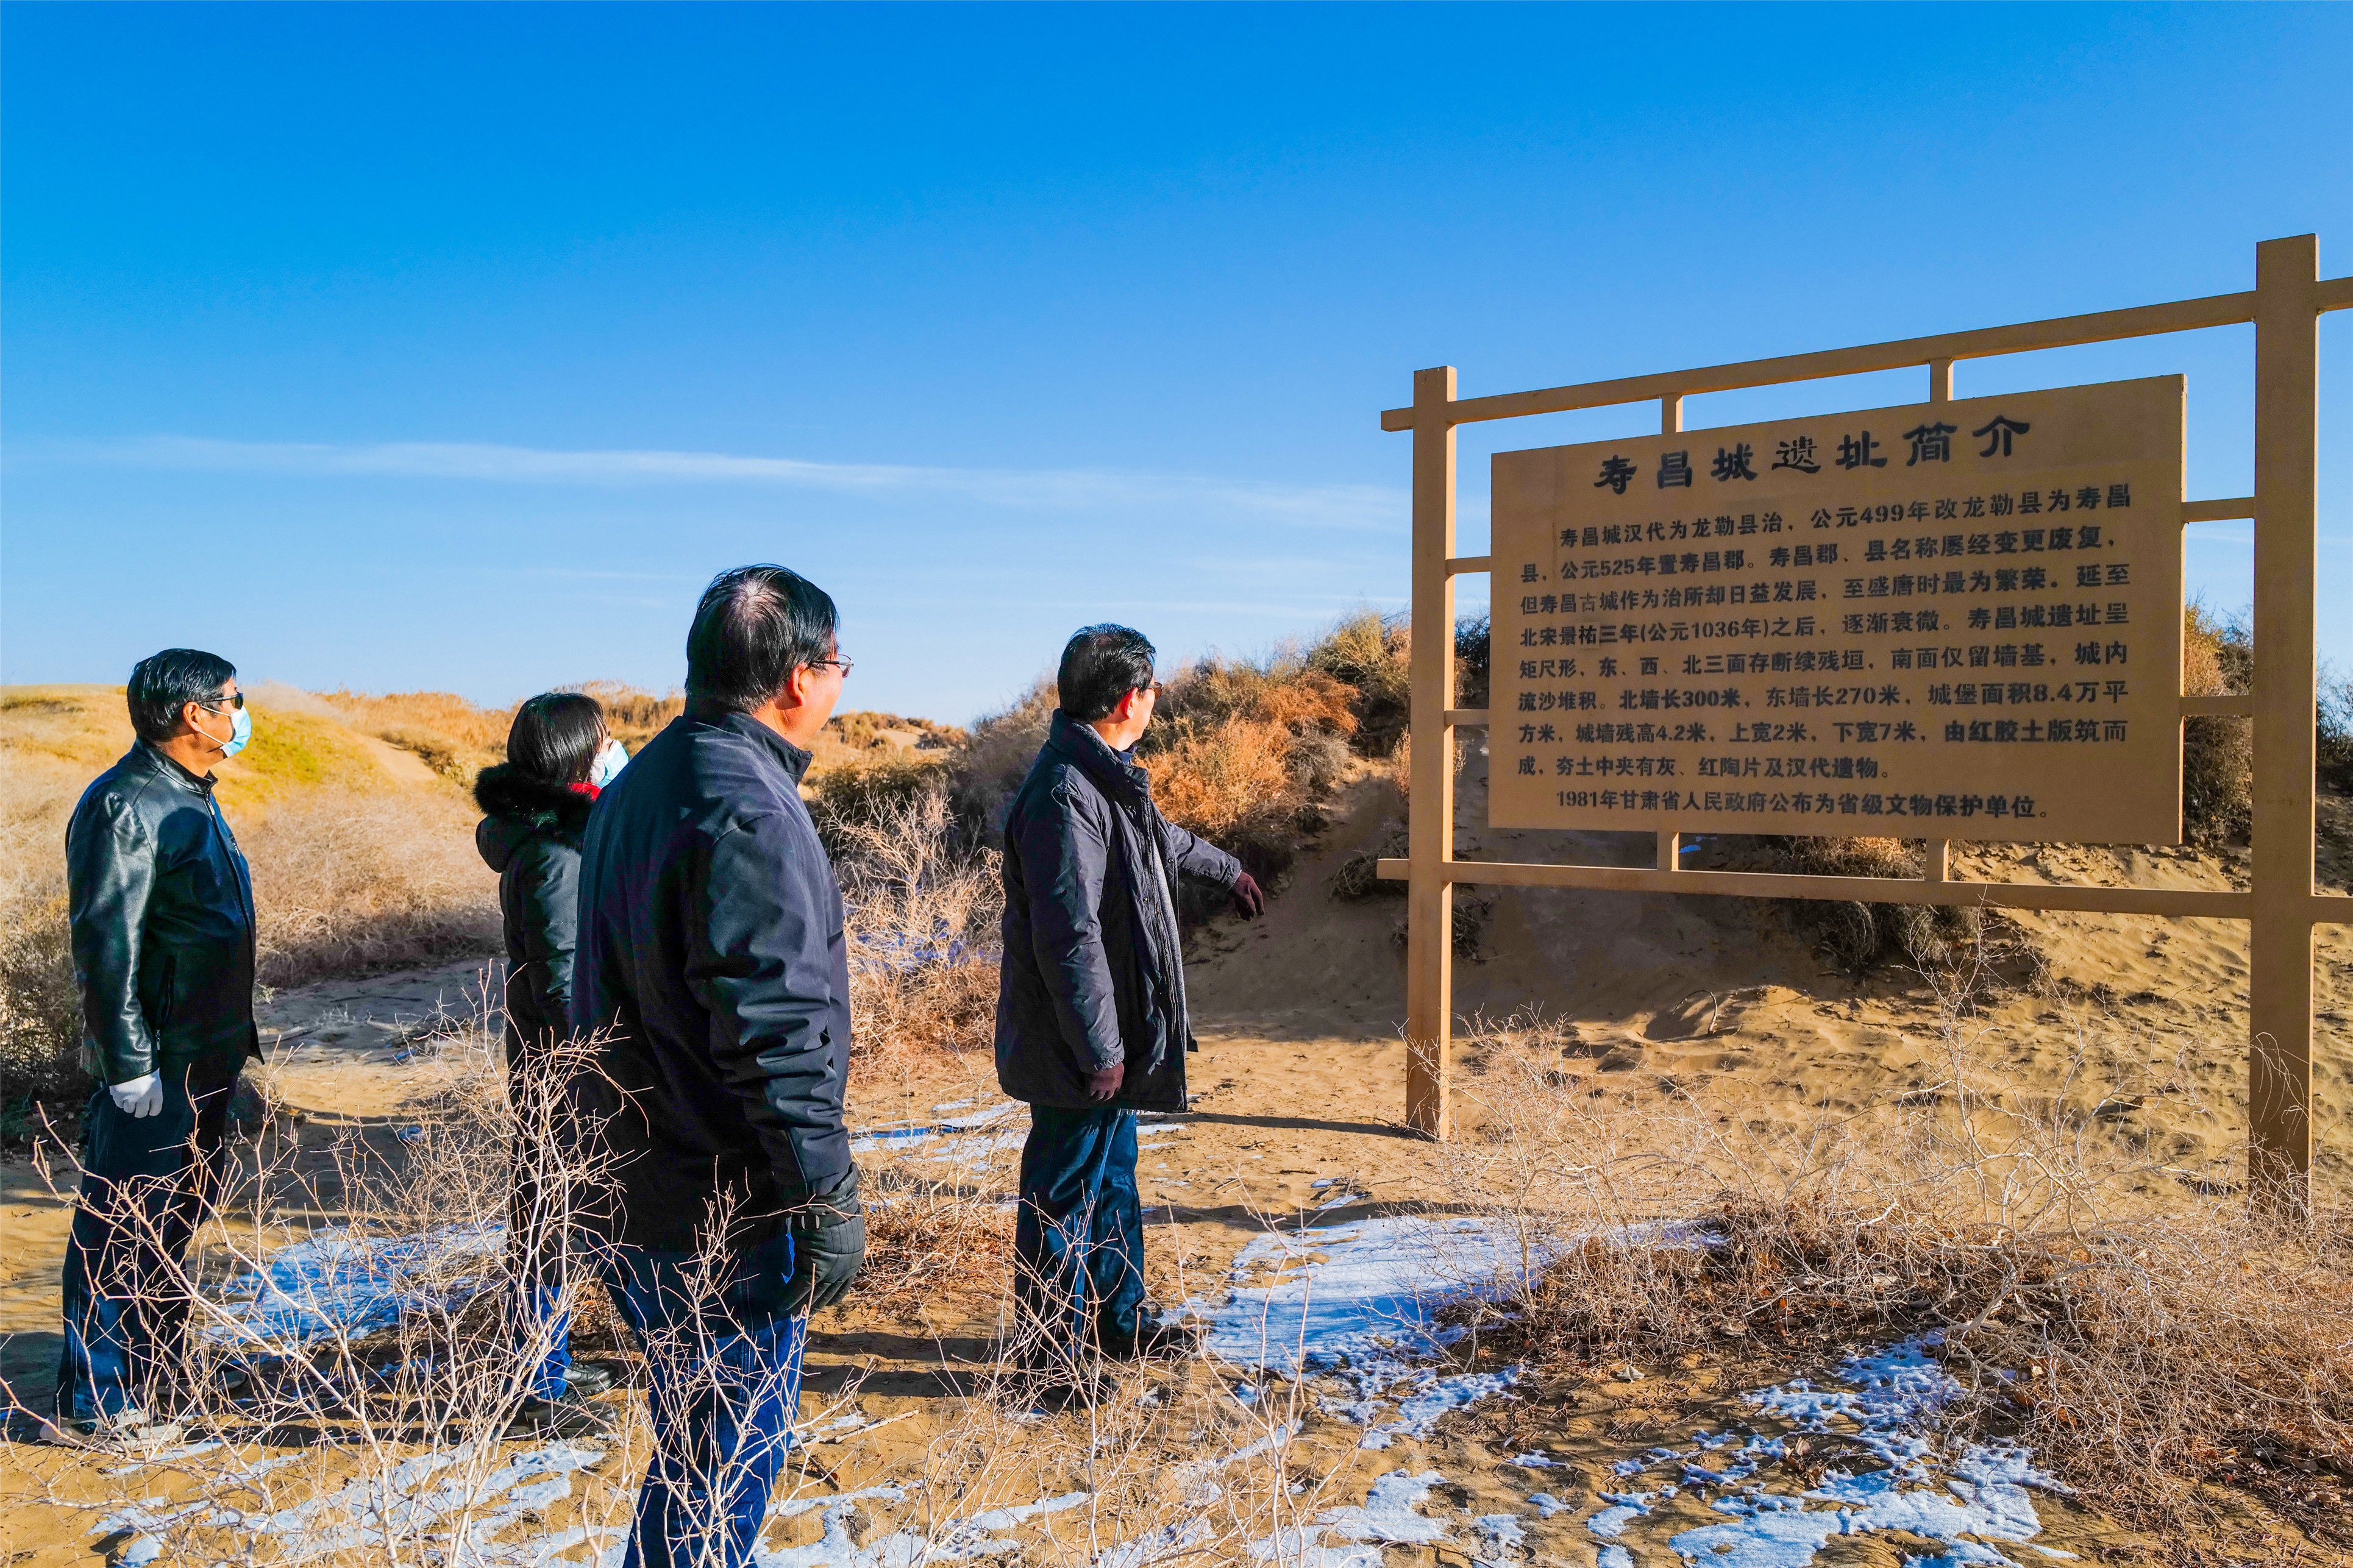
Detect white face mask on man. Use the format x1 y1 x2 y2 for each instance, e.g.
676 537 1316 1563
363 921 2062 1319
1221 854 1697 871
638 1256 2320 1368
589 738 628 789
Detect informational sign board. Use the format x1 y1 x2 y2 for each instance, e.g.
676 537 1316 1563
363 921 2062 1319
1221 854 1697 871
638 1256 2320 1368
1489 376 2185 843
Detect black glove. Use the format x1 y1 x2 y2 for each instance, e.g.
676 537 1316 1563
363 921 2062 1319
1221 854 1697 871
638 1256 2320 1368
1229 871 1265 920
785 1162 867 1314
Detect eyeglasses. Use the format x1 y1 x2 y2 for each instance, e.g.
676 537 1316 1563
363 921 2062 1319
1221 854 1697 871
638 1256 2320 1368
808 657 855 678
197 692 246 712
1142 682 1166 698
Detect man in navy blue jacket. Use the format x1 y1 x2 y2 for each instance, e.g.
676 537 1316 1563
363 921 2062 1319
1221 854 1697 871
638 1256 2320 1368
995 625 1264 1399
572 564 863 1568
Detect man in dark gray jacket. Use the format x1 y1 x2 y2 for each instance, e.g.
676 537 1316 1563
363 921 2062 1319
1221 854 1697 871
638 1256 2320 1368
52 648 261 1447
572 565 864 1568
996 625 1263 1394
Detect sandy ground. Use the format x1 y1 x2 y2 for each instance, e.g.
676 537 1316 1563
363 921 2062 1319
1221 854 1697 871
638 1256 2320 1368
1 757 2346 1565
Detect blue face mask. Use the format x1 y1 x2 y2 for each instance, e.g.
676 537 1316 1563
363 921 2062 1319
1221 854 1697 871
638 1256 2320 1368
589 739 628 789
198 700 252 758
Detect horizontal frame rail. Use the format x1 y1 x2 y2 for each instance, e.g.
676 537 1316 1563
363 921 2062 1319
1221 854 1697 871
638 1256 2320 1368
1376 857 2353 924
1385 281 2351 431
2183 496 2257 523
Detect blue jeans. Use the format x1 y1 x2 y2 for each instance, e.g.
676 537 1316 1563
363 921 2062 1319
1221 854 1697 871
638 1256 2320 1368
58 1060 239 1422
1013 1104 1145 1366
514 1282 572 1403
600 1232 806 1568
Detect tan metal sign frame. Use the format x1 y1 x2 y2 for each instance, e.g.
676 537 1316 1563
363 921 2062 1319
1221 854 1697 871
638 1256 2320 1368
1378 235 2353 1206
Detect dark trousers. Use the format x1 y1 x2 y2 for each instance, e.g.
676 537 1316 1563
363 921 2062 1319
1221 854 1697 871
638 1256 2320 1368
58 1060 239 1422
1013 1104 1145 1364
600 1231 805 1568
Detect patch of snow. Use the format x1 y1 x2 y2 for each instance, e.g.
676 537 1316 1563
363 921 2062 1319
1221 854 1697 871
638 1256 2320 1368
1361 1366 1522 1449
90 1441 611 1565
207 1224 506 1345
1629 1338 2066 1568
1587 1491 1652 1539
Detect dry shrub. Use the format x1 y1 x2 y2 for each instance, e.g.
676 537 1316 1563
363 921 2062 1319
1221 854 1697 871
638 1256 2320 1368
1453 612 1491 709
2324 667 2353 795
1305 609 1411 756
1734 834 2037 978
1144 719 1298 872
807 751 953 858
1436 1004 2353 1547
853 1175 1016 1326
243 787 500 987
2182 602 2254 843
0 750 84 1098
949 678 1060 841
828 775 1003 1076
1331 826 1408 901
1158 653 1357 741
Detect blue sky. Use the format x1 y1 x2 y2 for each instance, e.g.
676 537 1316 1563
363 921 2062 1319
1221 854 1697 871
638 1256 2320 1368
5 2 2348 723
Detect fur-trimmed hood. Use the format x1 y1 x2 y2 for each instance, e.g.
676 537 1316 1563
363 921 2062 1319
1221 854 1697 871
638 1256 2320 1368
474 762 595 871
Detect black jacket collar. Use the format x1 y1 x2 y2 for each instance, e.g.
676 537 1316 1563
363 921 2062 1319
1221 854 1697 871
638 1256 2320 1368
130 740 216 798
686 697 814 784
1045 710 1150 812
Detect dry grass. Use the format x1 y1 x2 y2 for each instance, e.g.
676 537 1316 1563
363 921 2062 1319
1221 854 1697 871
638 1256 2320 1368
1432 979 2353 1551
1 1006 1337 1568
312 686 514 782
241 787 500 988
0 688 500 1100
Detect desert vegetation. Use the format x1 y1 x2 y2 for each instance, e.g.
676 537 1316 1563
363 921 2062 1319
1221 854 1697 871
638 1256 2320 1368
1428 971 2353 1547
6 601 2352 1563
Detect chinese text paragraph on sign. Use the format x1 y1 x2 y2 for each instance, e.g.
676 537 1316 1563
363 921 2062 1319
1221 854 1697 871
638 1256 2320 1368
1489 376 2185 845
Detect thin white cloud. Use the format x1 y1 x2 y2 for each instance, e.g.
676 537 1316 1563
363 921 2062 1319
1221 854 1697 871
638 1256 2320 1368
44 435 1404 533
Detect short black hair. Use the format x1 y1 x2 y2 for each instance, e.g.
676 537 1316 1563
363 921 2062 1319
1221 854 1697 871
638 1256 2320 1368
685 565 839 711
507 692 608 786
127 648 237 743
1056 625 1157 723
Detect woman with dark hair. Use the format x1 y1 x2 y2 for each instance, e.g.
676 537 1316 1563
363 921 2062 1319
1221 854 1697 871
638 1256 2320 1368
474 691 628 1433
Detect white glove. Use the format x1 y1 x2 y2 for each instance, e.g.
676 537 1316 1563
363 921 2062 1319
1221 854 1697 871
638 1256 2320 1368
109 1073 163 1119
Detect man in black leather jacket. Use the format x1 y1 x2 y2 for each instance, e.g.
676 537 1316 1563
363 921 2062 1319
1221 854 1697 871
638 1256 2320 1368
572 565 864 1568
996 625 1264 1397
52 648 261 1447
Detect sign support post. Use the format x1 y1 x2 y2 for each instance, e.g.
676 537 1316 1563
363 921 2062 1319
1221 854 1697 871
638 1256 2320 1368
1404 365 1458 1140
2250 235 2321 1206
1384 236 2353 1205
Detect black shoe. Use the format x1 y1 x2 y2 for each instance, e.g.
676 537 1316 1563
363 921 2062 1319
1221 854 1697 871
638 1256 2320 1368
563 1363 616 1398
1099 1318 1200 1362
503 1389 611 1439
